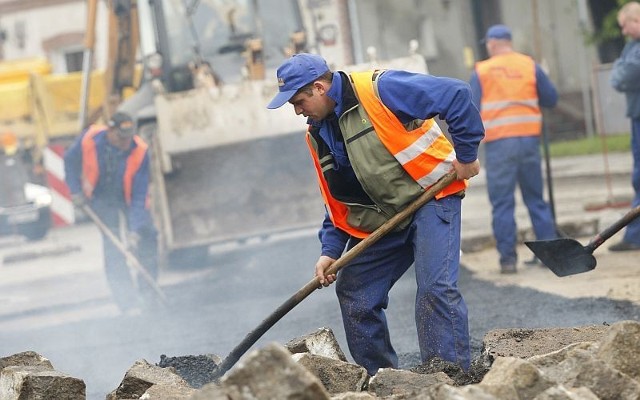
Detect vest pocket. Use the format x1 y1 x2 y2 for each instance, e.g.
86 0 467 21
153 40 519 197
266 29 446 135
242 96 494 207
345 202 411 233
345 203 389 233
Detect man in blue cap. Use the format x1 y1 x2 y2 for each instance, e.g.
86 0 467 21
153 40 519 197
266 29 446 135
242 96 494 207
470 24 559 274
268 53 485 375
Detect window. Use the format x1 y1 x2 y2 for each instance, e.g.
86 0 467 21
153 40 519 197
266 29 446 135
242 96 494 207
65 50 84 72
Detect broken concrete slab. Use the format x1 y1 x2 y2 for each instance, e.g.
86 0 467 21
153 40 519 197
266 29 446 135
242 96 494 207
285 326 348 361
0 365 86 400
107 359 191 400
483 325 609 360
595 319 640 380
538 348 640 400
220 342 330 399
292 352 368 394
480 356 555 399
367 368 454 398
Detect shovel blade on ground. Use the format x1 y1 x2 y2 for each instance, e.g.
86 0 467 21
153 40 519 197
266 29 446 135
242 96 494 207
525 238 597 277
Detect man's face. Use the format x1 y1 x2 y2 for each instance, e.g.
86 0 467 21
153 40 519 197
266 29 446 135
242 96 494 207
107 128 133 151
288 82 333 121
619 13 640 40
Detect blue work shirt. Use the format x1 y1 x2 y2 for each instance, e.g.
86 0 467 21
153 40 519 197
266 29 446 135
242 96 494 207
469 63 558 111
313 70 485 259
64 128 152 233
611 39 640 119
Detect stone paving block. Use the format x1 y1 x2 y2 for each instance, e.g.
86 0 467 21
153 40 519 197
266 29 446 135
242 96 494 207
221 342 330 399
0 365 85 400
0 351 53 371
480 356 554 399
285 327 348 361
107 359 191 400
595 320 640 380
368 368 453 397
293 353 368 394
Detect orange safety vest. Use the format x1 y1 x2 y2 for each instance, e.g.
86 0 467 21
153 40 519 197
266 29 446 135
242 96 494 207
307 71 466 238
475 52 542 142
81 124 149 205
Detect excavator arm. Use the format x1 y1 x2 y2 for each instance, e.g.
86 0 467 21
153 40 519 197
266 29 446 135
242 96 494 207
103 0 140 118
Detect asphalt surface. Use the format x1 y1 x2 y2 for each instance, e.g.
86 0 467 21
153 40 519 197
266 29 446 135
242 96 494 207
0 151 639 399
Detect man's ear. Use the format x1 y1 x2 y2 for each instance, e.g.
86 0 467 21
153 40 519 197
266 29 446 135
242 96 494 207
314 80 328 95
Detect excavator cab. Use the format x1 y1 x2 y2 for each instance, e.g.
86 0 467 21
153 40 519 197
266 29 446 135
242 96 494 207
137 0 305 92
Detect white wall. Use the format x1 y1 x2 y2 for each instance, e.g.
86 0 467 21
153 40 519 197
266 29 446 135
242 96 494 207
1 1 110 72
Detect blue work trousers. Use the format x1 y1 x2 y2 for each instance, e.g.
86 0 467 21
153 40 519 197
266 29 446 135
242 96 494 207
91 201 159 311
624 118 640 244
485 137 557 266
335 195 470 375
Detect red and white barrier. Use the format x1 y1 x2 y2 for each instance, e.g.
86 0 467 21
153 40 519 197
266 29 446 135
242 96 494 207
43 144 75 226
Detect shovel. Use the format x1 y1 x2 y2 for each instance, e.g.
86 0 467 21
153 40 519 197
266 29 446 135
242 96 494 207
525 205 640 277
211 170 458 379
81 204 168 305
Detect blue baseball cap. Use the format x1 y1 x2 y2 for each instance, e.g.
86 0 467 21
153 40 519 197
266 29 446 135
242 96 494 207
483 24 512 42
267 53 330 109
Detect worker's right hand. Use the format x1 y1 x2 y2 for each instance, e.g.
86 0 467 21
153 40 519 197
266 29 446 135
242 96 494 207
315 255 337 287
71 193 86 207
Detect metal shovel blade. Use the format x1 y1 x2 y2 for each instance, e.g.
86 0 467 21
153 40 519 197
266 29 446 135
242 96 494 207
525 238 596 277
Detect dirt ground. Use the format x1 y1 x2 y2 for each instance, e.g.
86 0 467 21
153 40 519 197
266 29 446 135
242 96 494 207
461 239 640 306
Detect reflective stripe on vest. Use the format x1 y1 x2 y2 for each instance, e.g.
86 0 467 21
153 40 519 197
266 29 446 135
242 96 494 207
350 71 466 196
81 125 149 205
475 52 542 142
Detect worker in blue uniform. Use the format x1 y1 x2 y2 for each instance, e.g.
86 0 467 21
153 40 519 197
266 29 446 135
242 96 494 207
267 53 484 375
64 111 159 314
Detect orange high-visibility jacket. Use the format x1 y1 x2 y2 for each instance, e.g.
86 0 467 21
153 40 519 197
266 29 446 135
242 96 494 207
475 52 542 142
306 71 466 238
81 124 148 205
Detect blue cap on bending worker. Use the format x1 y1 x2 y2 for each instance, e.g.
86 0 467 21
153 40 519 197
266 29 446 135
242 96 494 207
267 53 330 109
482 24 512 42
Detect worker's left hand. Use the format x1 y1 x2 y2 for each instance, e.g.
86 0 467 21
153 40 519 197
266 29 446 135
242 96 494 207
127 231 141 251
452 159 480 180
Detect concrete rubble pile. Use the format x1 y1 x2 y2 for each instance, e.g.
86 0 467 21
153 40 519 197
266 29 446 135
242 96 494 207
1 321 639 399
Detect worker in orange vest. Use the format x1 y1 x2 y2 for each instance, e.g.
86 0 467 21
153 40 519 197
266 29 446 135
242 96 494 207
268 53 484 375
64 111 159 315
470 24 558 274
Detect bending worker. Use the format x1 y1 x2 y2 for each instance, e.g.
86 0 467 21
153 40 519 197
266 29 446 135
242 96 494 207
469 24 558 274
267 53 484 375
64 111 159 315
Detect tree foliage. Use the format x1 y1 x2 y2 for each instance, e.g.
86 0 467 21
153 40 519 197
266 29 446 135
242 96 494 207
592 0 633 44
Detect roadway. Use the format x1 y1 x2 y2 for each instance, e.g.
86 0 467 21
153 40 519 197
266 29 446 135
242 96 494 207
0 152 639 399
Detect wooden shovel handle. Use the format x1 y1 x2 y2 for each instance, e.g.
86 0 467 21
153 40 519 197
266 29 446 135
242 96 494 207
585 205 640 252
82 205 168 304
213 171 458 378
